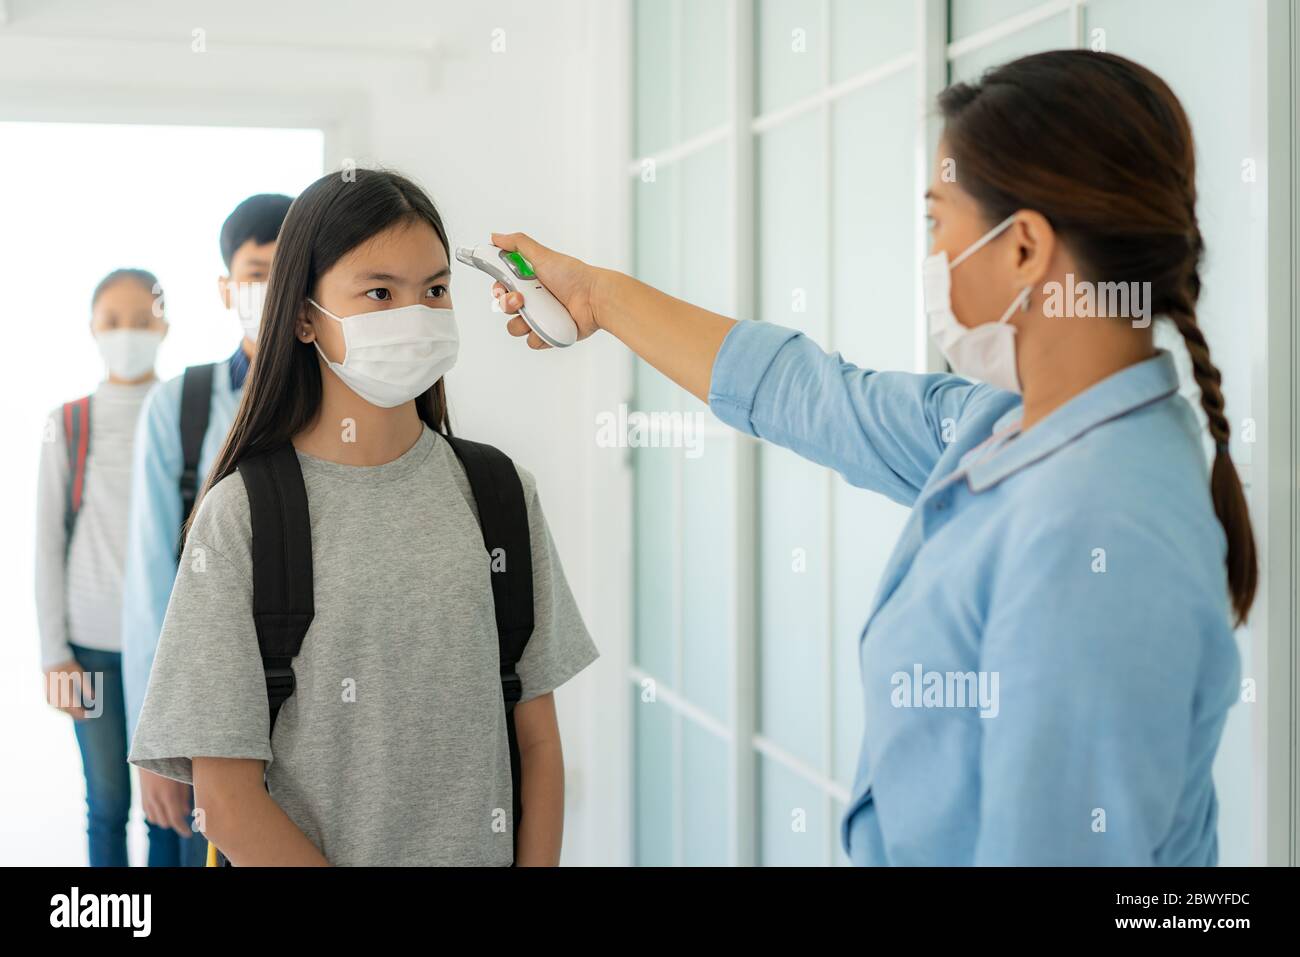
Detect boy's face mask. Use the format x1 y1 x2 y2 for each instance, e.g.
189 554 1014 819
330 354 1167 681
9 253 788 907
231 281 267 343
923 213 1031 394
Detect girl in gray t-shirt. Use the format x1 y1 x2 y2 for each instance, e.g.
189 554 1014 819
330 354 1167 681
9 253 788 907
129 170 597 866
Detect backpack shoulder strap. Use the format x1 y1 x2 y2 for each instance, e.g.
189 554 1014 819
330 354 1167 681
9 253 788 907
179 363 216 527
61 395 92 549
214 445 312 868
444 434 534 857
444 435 535 680
236 444 314 734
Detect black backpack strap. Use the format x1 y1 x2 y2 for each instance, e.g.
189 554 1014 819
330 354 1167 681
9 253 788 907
444 435 535 857
61 395 92 552
214 445 312 869
236 445 315 734
178 363 215 533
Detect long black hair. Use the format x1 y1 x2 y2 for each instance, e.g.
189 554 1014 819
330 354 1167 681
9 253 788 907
938 51 1256 624
189 168 452 540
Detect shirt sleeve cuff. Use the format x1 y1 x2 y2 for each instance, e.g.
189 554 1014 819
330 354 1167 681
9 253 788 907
707 320 801 437
129 736 274 786
41 641 76 671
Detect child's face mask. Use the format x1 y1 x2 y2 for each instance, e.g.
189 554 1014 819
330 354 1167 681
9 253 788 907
232 281 267 343
308 298 459 408
96 329 163 380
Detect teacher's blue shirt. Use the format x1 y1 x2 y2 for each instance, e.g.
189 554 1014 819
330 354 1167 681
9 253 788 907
708 320 1239 866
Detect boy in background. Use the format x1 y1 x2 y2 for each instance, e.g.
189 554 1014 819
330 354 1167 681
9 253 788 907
120 193 292 866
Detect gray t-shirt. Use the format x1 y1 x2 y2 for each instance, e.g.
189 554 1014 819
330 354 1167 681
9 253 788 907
128 426 597 866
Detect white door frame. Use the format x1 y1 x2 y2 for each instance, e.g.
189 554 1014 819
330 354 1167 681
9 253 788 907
0 85 365 168
1259 0 1299 867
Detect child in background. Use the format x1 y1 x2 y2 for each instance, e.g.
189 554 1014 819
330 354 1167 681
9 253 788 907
120 193 291 866
35 268 168 866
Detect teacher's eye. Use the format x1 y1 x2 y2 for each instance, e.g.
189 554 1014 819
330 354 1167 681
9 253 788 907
364 288 392 301
426 284 449 300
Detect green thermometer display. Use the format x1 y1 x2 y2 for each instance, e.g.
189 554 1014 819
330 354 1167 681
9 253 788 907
502 250 536 279
455 243 579 347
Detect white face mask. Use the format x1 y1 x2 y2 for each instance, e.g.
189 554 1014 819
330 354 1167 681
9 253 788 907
95 329 163 380
308 298 458 409
232 281 267 343
923 213 1032 394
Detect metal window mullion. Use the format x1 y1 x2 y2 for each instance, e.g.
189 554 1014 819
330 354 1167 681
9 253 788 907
1259 0 1298 867
628 668 736 741
917 0 948 374
750 52 915 134
945 0 1080 60
819 0 836 870
753 733 852 804
627 124 732 176
730 0 759 870
668 0 687 871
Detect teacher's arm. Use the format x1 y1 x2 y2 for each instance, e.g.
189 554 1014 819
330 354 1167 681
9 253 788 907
490 232 996 505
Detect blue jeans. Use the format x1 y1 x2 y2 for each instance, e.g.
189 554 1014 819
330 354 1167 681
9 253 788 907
69 645 208 867
146 819 209 867
68 645 130 867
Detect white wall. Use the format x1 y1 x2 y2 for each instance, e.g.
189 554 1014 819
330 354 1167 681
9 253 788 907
0 0 632 865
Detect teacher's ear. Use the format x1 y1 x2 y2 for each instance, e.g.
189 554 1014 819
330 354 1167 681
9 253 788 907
1007 210 1058 290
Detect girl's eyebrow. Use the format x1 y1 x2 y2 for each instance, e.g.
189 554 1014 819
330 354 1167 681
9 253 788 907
356 267 452 283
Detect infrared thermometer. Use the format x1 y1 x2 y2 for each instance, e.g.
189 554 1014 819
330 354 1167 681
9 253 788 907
455 244 579 348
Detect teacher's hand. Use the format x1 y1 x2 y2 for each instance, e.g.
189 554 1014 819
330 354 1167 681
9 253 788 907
489 231 734 400
489 232 603 349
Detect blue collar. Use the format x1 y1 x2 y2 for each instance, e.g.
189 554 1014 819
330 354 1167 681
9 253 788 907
228 345 250 392
965 350 1180 493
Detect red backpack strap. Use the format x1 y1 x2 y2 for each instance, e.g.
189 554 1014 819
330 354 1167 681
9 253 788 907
61 395 91 545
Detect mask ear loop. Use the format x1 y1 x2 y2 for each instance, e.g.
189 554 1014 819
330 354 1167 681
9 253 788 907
306 298 347 366
306 298 343 322
949 213 1019 270
997 286 1033 325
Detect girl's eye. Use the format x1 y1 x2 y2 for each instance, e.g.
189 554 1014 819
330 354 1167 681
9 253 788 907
427 284 448 299
364 288 392 302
